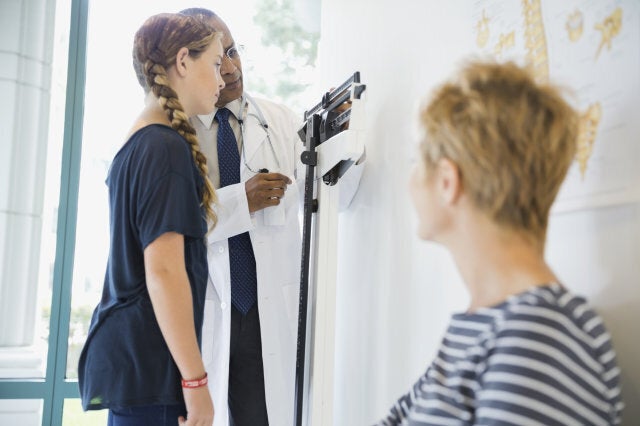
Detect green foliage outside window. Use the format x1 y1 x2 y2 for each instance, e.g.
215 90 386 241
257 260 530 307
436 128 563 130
249 0 320 113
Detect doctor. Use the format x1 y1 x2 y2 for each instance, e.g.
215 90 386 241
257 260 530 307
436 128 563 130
181 8 363 426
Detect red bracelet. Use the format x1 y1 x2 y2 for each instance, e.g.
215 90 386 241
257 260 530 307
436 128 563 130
181 372 208 389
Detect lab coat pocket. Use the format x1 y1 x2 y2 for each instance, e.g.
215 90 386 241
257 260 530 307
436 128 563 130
263 204 285 226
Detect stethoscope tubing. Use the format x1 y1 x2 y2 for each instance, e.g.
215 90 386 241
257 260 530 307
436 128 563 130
237 94 281 173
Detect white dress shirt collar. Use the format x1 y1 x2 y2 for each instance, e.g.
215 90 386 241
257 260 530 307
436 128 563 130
195 97 244 129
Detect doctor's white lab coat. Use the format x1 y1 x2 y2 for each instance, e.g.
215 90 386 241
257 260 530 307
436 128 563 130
200 94 362 426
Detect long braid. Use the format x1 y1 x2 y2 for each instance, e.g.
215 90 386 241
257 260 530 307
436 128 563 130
133 13 219 230
145 59 218 228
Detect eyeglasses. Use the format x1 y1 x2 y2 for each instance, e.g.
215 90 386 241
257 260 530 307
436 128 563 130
224 44 244 61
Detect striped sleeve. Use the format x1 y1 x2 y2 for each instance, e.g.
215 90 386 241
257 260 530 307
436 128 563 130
475 301 622 425
376 376 420 426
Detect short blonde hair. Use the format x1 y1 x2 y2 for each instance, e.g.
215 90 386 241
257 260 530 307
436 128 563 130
419 61 578 242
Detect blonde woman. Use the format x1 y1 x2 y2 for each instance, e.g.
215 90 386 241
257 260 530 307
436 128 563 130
78 13 224 426
378 61 623 425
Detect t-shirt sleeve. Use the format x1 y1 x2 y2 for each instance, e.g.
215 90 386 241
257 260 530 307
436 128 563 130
133 129 205 249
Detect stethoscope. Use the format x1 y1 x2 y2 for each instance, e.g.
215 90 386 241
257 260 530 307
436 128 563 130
237 94 281 174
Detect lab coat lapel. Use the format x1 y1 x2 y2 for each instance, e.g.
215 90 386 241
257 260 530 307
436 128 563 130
240 103 266 174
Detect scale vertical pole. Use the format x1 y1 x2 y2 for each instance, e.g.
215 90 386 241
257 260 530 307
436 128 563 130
295 114 320 426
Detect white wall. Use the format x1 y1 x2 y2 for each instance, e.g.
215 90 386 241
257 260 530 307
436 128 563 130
546 204 640 421
316 0 640 424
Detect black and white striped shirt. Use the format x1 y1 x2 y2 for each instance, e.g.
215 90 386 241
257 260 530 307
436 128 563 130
378 284 623 425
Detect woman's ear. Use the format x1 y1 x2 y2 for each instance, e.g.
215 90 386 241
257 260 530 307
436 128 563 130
436 158 462 205
175 47 190 77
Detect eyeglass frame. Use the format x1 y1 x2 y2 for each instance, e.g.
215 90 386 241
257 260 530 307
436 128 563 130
224 44 244 61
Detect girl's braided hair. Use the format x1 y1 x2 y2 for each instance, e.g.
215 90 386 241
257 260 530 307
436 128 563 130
133 13 219 228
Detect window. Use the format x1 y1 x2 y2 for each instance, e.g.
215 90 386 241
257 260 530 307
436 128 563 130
0 0 320 424
0 0 79 424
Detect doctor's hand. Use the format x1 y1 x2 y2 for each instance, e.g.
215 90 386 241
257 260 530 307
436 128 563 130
179 386 214 425
328 86 351 130
245 172 292 213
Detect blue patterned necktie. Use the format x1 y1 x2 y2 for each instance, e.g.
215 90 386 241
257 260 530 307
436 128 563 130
215 107 258 315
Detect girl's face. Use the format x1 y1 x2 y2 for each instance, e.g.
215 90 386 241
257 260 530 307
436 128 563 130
188 39 225 116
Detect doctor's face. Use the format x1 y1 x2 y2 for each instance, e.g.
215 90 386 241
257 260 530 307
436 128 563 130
208 16 243 107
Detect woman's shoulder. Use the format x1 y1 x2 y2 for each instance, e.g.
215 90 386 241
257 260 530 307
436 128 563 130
501 284 604 338
107 124 196 188
496 284 618 373
490 284 623 421
127 124 185 150
123 124 193 169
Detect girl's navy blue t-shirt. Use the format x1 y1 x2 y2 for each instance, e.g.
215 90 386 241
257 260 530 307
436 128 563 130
78 124 208 410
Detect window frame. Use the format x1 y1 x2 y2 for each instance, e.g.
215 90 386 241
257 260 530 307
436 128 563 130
0 0 89 424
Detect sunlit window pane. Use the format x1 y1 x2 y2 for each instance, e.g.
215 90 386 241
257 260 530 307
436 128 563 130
0 0 71 380
0 399 42 426
63 398 107 426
